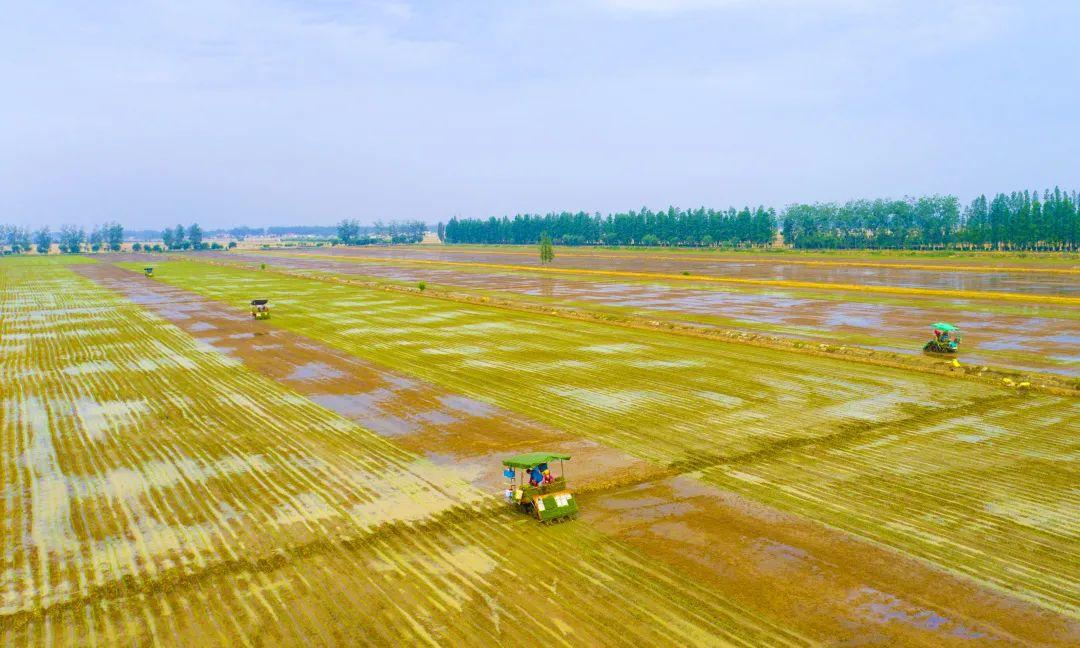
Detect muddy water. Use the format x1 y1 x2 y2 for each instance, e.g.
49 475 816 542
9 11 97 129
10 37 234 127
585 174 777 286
74 262 1080 646
283 246 1080 296
212 251 1080 376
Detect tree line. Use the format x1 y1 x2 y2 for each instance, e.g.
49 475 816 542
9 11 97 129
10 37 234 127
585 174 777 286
6 188 1076 254
440 207 777 247
0 222 125 254
2 217 424 253
0 221 226 254
161 223 204 250
439 188 1079 250
336 219 427 245
783 189 1078 250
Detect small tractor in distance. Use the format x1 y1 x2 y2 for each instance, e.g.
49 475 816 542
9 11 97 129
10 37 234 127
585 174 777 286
144 267 154 278
924 322 961 354
251 299 271 320
502 452 578 524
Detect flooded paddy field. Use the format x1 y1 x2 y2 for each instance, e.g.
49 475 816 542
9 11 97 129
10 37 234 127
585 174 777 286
282 245 1080 296
0 259 803 646
216 249 1080 376
2 255 1077 645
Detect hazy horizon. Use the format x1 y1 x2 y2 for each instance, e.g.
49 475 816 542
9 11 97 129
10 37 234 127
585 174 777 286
4 1 1078 230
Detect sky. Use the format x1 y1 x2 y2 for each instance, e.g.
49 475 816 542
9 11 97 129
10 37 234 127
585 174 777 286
2 0 1078 230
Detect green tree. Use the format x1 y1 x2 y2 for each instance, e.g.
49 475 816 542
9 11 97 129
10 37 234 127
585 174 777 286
337 219 360 244
34 227 52 254
172 224 186 250
105 222 124 251
962 195 989 248
88 226 104 252
188 223 203 249
5 226 31 253
162 228 174 250
1028 193 1042 248
58 225 85 253
539 233 554 264
988 194 1009 249
437 191 1076 250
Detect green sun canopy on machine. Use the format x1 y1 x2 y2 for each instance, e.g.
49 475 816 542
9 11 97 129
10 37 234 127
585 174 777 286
925 322 961 353
501 452 577 523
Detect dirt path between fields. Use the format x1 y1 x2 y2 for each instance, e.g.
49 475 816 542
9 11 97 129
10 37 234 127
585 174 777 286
78 262 1080 646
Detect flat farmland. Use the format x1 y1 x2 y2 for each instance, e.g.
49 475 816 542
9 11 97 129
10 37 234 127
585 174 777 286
0 259 806 646
223 247 1080 376
272 246 1080 295
2 253 1078 646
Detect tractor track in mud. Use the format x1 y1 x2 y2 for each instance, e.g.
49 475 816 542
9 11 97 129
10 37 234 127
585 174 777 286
8 467 1075 647
666 392 1023 473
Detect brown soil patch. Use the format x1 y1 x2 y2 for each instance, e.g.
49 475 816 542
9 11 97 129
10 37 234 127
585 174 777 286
583 476 1080 646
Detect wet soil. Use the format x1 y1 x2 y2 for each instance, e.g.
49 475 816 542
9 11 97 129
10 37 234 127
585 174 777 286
282 246 1080 296
582 476 1080 646
75 263 656 493
76 261 1080 645
204 250 1080 379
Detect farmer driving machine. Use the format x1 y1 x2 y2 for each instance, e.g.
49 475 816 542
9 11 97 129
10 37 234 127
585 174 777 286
924 322 961 354
502 452 578 524
144 267 154 278
251 299 271 320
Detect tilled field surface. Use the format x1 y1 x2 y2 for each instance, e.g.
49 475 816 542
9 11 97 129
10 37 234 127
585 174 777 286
2 260 805 646
2 255 1077 646
282 246 1080 296
220 249 1080 376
